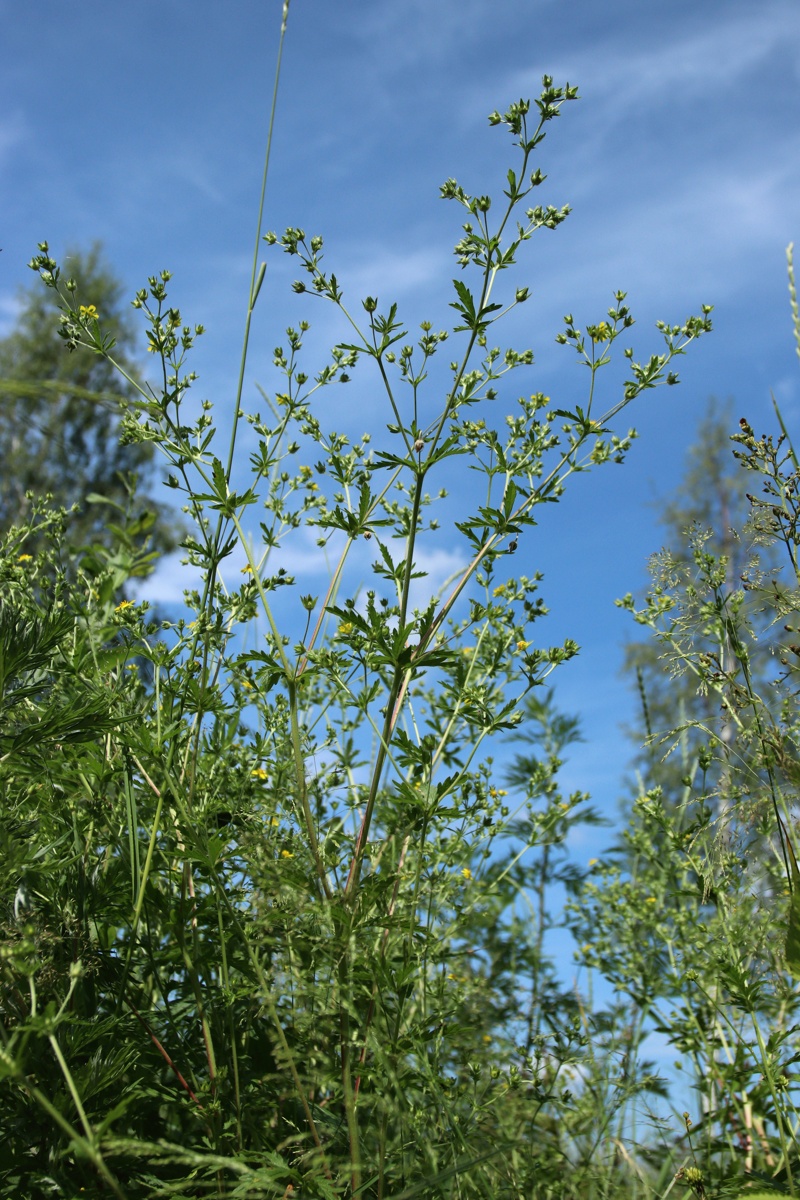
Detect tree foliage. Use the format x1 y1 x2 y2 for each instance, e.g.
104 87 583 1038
576 265 800 1196
0 243 181 563
621 398 784 831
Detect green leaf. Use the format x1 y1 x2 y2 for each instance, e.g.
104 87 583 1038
785 848 800 978
211 455 228 501
726 1194 790 1200
451 279 476 320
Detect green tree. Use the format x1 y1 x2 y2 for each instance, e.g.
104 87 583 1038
0 243 180 562
580 250 800 1177
621 398 782 838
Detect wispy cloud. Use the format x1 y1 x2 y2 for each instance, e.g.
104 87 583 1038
510 6 800 115
0 112 27 166
0 291 23 338
135 520 468 625
342 245 449 303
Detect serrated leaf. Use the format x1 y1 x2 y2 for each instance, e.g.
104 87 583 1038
452 279 476 316
211 456 228 501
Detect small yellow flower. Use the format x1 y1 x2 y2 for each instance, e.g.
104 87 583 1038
588 858 598 867
516 639 530 651
645 896 657 904
591 321 610 342
338 622 353 636
488 787 507 799
492 585 506 597
270 817 280 827
482 1034 492 1044
280 848 294 859
241 563 254 575
114 599 134 612
461 867 472 881
16 553 32 562
251 767 269 780
79 304 99 320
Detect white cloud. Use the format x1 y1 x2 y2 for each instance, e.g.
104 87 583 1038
510 6 800 114
555 151 800 310
343 245 449 303
133 551 201 607
408 543 468 613
772 373 799 415
135 518 469 634
134 527 341 608
0 112 26 166
0 291 23 338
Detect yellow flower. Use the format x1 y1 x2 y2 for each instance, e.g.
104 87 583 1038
280 848 294 859
241 563 253 575
516 639 530 651
251 767 268 781
645 896 657 904
482 1034 492 1044
114 599 134 612
16 553 32 562
488 787 507 799
492 585 506 597
338 622 353 636
79 304 99 320
588 858 598 867
591 321 610 342
461 867 472 881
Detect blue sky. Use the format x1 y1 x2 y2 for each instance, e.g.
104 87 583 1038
2 0 800 856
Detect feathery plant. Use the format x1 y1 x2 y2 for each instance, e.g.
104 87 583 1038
572 246 800 1200
1 7 713 1194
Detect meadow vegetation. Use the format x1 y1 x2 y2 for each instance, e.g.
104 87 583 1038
2 24 800 1199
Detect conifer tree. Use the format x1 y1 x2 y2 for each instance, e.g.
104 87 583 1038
622 398 781 837
0 244 180 560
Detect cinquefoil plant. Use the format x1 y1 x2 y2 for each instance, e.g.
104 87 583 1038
3 57 710 1200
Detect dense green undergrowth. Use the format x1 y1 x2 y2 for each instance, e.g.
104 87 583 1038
3 29 800 1200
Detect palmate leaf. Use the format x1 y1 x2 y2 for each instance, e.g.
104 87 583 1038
449 278 502 333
